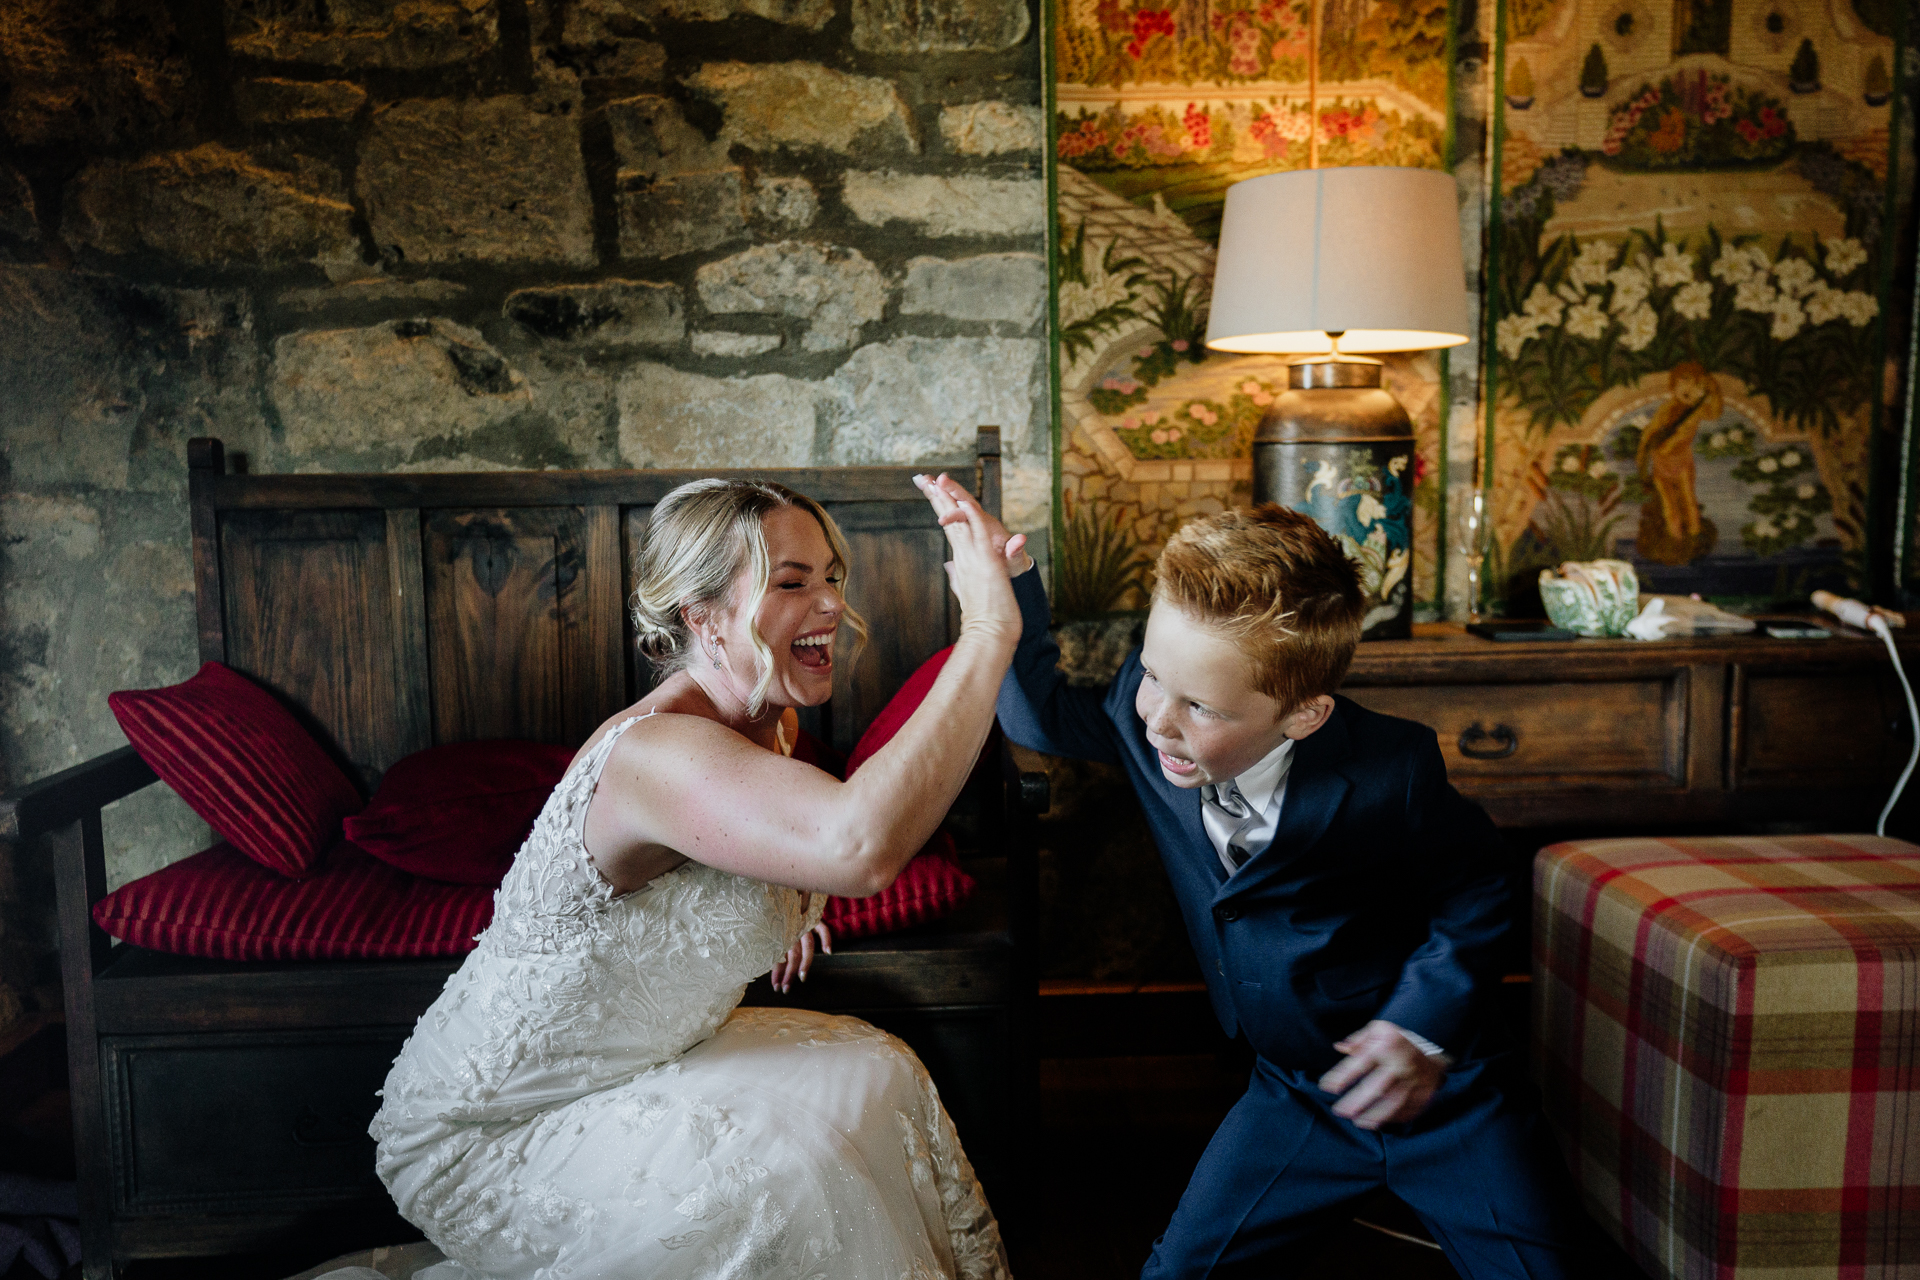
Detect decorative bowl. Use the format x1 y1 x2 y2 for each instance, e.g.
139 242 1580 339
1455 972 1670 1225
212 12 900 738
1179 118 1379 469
1538 559 1640 637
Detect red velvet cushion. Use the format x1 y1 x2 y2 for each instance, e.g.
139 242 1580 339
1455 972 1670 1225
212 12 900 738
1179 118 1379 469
821 829 975 941
344 740 576 884
820 646 978 941
108 662 363 879
90 841 493 961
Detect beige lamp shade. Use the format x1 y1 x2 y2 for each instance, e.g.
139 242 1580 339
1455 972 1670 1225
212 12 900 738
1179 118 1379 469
1205 166 1471 355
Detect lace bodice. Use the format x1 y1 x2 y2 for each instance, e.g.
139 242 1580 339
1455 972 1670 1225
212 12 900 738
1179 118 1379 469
375 715 824 1129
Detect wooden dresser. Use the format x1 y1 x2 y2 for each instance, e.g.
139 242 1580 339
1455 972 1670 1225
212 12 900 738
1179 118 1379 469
1341 620 1919 832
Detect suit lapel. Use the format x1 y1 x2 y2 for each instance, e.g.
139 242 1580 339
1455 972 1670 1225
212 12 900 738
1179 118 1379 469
1217 706 1352 900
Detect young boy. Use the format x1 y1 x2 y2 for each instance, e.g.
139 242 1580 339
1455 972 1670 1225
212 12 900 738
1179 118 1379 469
932 481 1591 1279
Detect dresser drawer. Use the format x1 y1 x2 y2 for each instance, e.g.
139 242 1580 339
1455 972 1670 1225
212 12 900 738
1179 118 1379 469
1344 677 1686 789
104 1029 406 1215
1733 667 1908 790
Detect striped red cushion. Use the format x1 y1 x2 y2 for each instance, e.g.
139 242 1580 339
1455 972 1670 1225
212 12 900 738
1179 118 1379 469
817 647 977 941
821 830 975 941
91 841 493 961
108 662 363 878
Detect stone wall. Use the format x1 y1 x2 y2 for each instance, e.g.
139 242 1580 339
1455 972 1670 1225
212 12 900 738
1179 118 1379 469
0 0 1047 1031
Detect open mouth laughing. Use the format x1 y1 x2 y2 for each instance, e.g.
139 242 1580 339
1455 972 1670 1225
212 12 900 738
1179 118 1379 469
792 629 835 671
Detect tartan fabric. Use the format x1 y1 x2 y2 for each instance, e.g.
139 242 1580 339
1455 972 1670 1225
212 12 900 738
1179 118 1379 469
1534 835 1920 1280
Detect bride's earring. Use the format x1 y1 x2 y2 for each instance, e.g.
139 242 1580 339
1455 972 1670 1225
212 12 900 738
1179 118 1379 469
708 638 723 670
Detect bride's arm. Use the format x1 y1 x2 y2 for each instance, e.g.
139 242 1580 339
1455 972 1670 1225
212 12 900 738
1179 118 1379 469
590 480 1025 899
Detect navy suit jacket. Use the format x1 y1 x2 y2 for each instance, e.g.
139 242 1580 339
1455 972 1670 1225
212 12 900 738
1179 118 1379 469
998 570 1513 1078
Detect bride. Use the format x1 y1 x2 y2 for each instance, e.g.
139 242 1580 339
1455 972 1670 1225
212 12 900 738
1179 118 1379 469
371 473 1024 1280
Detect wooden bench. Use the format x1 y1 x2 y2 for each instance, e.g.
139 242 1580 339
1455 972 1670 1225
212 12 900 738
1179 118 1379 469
0 431 1042 1279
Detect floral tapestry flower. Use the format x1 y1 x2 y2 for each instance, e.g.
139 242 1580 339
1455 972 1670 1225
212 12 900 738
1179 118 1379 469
1496 314 1543 358
1733 275 1778 313
1523 282 1565 324
1564 297 1609 338
1769 294 1805 340
1608 265 1651 313
1839 291 1879 326
1569 241 1615 289
1772 257 1816 297
1125 8 1174 58
1652 243 1695 288
1619 305 1658 350
1182 103 1212 150
1671 280 1713 319
1823 236 1867 276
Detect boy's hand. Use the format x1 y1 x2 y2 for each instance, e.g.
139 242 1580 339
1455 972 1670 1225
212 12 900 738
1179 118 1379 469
923 473 1033 574
1318 1020 1445 1129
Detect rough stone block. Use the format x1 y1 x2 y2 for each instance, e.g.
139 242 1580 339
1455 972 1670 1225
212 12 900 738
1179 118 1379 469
939 101 1043 155
225 0 499 69
754 176 818 229
900 253 1045 325
685 62 917 156
697 242 886 351
0 167 38 247
618 173 748 261
852 0 1029 52
270 318 532 458
617 364 818 467
276 279 468 313
359 97 594 269
0 0 189 149
692 331 782 356
544 0 667 80
234 77 366 124
824 336 1042 463
564 0 833 31
1 268 262 495
505 280 685 346
607 94 730 175
841 171 1044 238
64 144 360 270
608 94 746 260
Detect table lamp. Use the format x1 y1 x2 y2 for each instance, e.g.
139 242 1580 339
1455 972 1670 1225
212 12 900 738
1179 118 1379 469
1206 166 1469 639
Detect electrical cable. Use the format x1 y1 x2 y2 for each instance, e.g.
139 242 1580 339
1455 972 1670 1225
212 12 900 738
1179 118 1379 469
1871 614 1919 838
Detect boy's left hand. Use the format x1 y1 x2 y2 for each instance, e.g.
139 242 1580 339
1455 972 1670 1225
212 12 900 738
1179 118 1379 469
1318 1020 1445 1129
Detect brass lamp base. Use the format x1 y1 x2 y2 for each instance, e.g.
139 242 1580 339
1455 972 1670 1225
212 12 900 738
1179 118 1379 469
1253 355 1415 640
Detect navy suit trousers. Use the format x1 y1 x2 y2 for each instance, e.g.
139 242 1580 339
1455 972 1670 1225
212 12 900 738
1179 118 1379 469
1141 1055 1602 1280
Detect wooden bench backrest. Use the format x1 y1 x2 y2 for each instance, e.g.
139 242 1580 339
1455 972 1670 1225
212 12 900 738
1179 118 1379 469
187 432 1002 788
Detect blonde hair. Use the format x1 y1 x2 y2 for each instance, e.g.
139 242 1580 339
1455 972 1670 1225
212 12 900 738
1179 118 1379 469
630 479 868 716
1154 505 1365 713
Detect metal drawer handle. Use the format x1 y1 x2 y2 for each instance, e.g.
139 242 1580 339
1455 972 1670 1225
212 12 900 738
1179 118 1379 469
1458 723 1518 760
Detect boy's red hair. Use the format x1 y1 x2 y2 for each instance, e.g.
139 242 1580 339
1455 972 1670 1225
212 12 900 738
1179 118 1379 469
1153 505 1366 713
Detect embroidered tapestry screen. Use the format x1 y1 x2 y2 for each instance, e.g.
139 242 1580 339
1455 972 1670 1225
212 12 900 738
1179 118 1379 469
1046 0 1455 620
1045 0 1910 618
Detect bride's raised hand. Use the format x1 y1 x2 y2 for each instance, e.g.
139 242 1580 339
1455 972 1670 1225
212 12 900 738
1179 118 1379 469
912 473 1024 639
921 473 1030 571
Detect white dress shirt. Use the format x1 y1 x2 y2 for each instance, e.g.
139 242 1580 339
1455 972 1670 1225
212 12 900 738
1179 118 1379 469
1198 735 1449 1064
1199 738 1294 877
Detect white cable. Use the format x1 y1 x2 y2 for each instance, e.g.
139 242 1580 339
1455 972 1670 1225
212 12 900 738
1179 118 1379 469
1872 614 1920 838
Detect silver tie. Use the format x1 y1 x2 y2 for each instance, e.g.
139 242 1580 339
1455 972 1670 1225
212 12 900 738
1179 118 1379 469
1202 779 1255 868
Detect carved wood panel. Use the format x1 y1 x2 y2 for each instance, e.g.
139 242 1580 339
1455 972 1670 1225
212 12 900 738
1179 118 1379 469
424 508 624 747
218 509 409 787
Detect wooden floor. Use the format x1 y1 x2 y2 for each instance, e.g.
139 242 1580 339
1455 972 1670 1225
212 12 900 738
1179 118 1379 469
1015 1053 1461 1280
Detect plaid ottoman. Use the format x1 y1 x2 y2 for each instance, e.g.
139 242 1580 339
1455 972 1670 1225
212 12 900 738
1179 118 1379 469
1533 835 1920 1280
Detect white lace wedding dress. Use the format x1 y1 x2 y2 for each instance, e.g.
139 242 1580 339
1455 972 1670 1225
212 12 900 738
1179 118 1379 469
371 715 1010 1280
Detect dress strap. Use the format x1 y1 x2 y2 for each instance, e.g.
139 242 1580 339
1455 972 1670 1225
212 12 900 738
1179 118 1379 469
570 711 656 846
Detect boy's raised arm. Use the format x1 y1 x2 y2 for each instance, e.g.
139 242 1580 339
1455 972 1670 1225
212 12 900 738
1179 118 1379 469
1371 732 1512 1054
996 568 1125 766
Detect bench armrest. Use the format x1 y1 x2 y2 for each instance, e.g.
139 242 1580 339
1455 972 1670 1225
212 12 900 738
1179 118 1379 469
0 746 157 841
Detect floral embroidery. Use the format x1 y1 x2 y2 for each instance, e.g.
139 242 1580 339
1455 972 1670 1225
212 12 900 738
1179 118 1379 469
370 715 1008 1280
